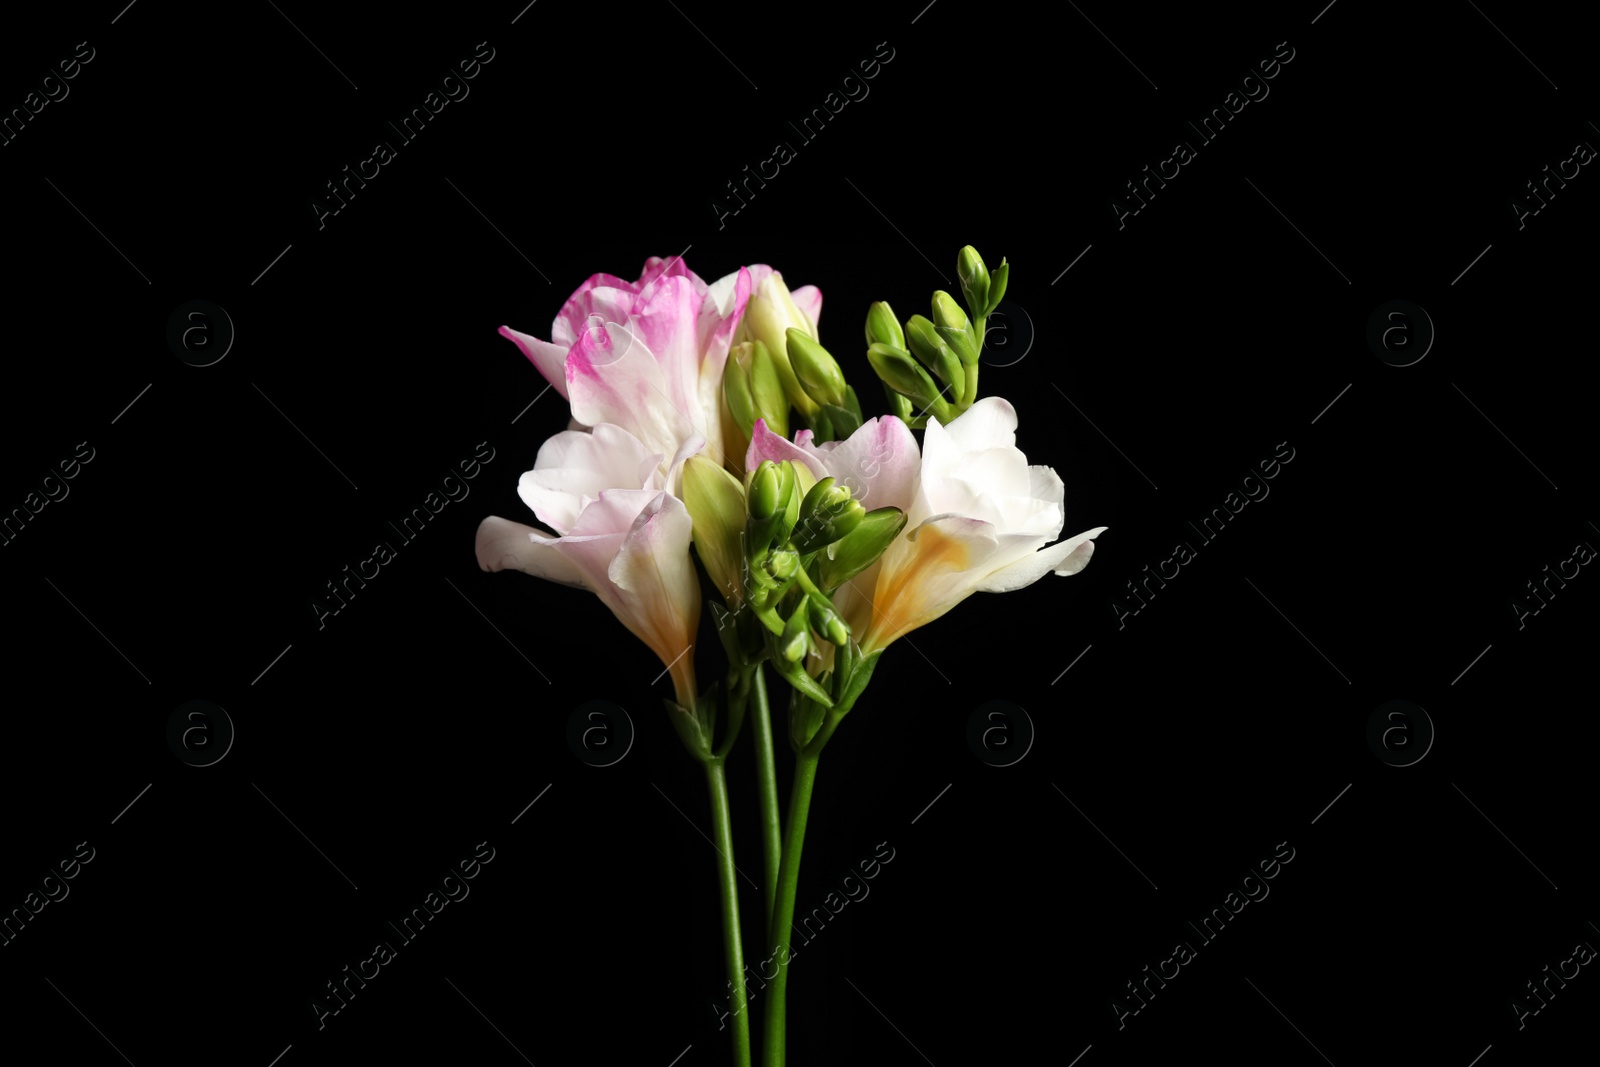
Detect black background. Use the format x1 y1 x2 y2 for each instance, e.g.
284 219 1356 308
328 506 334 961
1 2 1595 1065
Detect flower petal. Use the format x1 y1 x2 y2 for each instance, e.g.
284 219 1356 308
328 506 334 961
498 326 571 400
565 316 696 466
976 526 1107 593
789 284 822 335
516 424 661 535
747 418 826 480
474 515 588 588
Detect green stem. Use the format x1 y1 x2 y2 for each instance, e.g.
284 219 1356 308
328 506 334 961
762 746 819 1067
705 758 752 1067
748 666 781 933
761 703 851 1067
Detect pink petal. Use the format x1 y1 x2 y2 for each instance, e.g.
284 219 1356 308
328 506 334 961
499 326 571 400
789 284 822 335
565 316 696 465
804 415 919 513
746 418 826 480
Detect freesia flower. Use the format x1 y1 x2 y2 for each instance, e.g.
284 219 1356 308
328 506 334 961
747 397 1104 653
475 422 702 704
498 255 753 472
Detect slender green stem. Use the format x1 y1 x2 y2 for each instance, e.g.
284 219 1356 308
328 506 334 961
704 758 752 1067
762 746 820 1067
748 666 781 933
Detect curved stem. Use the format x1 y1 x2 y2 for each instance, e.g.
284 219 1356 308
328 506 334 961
748 666 781 932
704 758 752 1067
762 747 820 1067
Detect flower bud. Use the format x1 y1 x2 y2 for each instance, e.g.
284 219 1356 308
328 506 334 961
780 603 810 662
957 245 990 317
930 291 979 366
723 344 757 439
747 340 789 439
867 343 951 421
986 257 1008 314
683 456 747 605
792 477 866 554
786 328 847 409
815 506 907 590
810 596 850 646
865 301 906 350
748 460 801 556
904 316 965 396
743 273 819 418
748 460 782 521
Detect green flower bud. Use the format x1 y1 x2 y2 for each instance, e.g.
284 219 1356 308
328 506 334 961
883 383 913 422
792 477 866 554
780 603 810 663
786 328 847 409
748 340 789 438
744 273 819 418
867 343 951 421
766 547 799 581
748 460 782 521
865 301 906 350
815 506 907 590
986 257 1009 315
957 245 990 318
683 456 747 605
810 596 850 646
931 291 979 367
723 344 757 440
904 316 965 396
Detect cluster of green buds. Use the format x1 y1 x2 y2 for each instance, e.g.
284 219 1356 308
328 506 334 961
723 273 866 455
741 459 904 713
865 245 1009 429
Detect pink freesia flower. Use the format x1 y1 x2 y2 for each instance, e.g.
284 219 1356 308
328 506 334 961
475 423 702 704
747 397 1105 653
498 256 754 471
